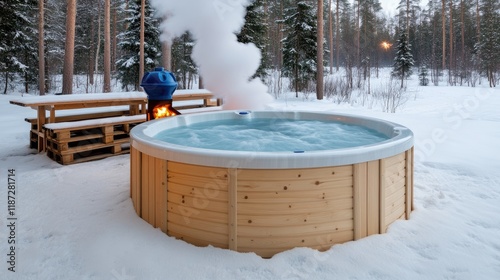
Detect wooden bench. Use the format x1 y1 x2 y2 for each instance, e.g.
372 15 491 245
11 90 223 164
44 115 146 165
173 92 223 109
25 109 131 149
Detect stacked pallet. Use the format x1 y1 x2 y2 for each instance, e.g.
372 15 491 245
44 115 146 165
24 109 131 150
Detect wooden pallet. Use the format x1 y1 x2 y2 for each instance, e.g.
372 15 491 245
44 115 146 165
25 109 130 149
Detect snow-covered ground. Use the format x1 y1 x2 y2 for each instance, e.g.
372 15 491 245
1 72 499 279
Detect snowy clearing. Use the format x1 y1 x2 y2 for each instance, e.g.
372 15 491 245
1 72 499 279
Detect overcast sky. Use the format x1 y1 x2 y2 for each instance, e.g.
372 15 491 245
378 0 429 16
379 0 400 15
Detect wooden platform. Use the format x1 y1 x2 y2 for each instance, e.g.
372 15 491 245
44 115 146 165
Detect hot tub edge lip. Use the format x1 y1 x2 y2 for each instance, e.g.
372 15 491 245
130 110 414 169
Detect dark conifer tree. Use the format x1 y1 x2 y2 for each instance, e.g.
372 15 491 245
237 0 269 80
477 0 500 87
0 0 38 94
116 0 161 91
281 0 317 96
392 31 414 88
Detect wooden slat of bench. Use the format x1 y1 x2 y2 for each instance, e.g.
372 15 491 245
55 137 131 155
44 115 146 132
24 109 130 124
178 106 223 114
172 93 214 101
69 149 131 165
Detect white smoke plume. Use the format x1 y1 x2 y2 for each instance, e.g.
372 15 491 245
150 0 274 110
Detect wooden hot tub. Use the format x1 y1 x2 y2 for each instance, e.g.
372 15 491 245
130 111 414 258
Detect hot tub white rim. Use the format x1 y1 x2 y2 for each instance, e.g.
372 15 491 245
130 110 414 169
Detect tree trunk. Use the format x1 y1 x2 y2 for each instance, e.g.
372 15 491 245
3 71 8 95
112 1 117 73
431 8 437 85
89 13 95 85
161 41 171 70
38 0 45 95
95 1 102 77
336 0 339 71
476 0 480 42
406 0 410 39
104 0 111 89
139 0 145 91
44 41 50 92
441 0 446 70
356 0 360 67
328 0 333 73
460 0 465 64
317 0 324 100
62 0 77 94
449 0 454 84
103 0 111 92
278 0 284 70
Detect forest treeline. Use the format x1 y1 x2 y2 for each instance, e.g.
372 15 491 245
1 0 499 97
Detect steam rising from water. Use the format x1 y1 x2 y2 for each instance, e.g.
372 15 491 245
151 0 274 109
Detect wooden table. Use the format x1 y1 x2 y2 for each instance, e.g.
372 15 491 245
10 92 148 152
10 90 222 156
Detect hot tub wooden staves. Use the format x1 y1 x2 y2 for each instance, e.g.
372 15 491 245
130 146 413 258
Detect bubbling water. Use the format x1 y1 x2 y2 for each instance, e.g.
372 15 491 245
154 118 389 152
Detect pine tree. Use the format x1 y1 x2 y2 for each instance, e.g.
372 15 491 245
0 0 38 94
477 0 500 87
359 0 382 80
392 31 415 88
237 0 269 80
281 0 318 96
116 0 161 91
418 65 429 86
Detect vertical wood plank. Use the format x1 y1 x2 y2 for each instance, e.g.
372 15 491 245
228 168 238 251
130 147 135 200
37 107 46 152
353 163 367 240
405 148 414 218
155 158 168 232
366 160 380 235
141 153 149 223
148 154 156 225
133 148 142 216
162 160 168 233
379 158 387 233
50 106 56 123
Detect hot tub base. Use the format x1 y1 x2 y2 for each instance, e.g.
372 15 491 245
130 146 413 258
